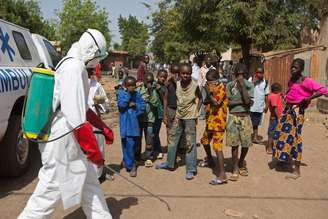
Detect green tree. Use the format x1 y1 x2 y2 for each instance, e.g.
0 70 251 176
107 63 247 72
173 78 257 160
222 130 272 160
118 15 149 60
113 42 121 51
152 0 318 67
0 0 57 40
306 0 328 85
57 0 111 52
307 0 328 44
151 1 189 63
178 0 317 67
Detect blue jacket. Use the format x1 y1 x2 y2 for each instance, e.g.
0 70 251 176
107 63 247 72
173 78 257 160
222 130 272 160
117 89 145 138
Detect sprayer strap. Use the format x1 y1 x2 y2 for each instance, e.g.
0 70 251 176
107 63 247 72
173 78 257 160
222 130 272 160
36 57 74 140
37 105 61 140
55 57 74 70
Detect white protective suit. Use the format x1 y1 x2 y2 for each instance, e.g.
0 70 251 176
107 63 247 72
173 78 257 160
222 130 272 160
18 29 112 219
88 78 110 177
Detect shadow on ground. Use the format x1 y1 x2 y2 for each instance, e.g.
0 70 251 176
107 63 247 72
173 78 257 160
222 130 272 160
0 147 41 199
63 197 138 219
268 159 308 173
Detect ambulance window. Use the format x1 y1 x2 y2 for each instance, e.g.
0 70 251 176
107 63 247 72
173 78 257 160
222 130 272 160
43 39 61 67
12 31 32 60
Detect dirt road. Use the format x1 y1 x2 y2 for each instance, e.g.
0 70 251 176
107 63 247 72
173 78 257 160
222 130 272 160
1 77 328 219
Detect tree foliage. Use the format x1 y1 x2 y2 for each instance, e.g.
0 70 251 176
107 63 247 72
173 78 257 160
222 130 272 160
0 0 57 40
117 15 149 60
57 0 111 52
151 0 319 66
151 1 189 63
307 0 328 17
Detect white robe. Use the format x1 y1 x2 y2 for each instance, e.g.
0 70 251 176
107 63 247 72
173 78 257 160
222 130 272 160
18 42 112 219
88 79 110 178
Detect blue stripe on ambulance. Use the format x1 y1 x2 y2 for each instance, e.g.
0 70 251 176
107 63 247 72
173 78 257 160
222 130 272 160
0 68 30 93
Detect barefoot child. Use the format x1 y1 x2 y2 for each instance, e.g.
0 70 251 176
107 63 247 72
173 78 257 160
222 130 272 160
266 83 283 154
117 76 145 177
226 63 254 181
153 69 168 159
200 69 228 185
156 63 202 180
273 58 328 179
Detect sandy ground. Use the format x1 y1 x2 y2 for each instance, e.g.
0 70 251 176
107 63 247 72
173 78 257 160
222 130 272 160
1 76 328 219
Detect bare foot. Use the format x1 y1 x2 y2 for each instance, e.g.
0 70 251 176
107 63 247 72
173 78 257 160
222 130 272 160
218 174 228 182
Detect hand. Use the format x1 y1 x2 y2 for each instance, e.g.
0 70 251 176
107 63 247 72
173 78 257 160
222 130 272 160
167 74 175 82
173 117 179 125
237 76 245 86
163 116 168 125
252 76 259 83
129 101 136 107
264 105 269 113
103 127 114 145
210 96 219 106
300 97 311 107
156 83 161 91
146 82 152 89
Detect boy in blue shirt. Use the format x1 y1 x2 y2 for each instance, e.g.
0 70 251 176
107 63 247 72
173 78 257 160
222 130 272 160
117 76 145 177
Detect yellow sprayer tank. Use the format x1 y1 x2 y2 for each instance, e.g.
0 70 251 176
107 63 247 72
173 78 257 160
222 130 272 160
22 68 55 141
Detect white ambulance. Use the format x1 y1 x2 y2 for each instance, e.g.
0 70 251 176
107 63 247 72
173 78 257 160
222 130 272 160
0 19 61 176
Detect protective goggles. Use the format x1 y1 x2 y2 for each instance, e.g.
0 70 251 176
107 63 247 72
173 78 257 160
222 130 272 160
86 30 108 61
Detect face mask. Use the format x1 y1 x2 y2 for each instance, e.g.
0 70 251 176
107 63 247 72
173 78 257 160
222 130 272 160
86 57 102 68
86 49 108 68
85 30 108 68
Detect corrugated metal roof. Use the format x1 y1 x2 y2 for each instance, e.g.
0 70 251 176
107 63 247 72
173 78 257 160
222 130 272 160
258 45 326 60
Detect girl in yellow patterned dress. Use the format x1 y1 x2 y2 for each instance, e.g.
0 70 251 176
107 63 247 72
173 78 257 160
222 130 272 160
200 69 228 185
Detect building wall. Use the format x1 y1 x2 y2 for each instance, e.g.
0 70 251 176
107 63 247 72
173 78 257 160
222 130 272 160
264 55 293 93
102 53 128 71
264 49 322 93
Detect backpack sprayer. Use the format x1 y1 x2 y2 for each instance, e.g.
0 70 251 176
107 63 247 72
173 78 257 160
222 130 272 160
21 59 83 144
21 64 171 211
21 67 61 143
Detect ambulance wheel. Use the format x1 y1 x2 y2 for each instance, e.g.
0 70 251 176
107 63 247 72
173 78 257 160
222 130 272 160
0 115 34 176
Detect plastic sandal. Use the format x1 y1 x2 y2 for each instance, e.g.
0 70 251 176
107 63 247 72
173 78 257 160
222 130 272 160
229 173 239 181
239 167 249 176
198 160 208 167
155 162 168 169
198 158 214 168
145 159 153 168
209 178 228 185
157 153 163 159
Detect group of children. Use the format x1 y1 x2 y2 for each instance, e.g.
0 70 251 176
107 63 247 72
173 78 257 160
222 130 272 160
116 58 328 182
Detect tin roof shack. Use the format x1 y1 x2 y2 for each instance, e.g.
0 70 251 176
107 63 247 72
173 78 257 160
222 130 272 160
254 45 328 112
102 50 129 71
257 45 326 93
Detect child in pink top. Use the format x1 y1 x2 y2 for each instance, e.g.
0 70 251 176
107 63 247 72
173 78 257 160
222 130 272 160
272 58 328 179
